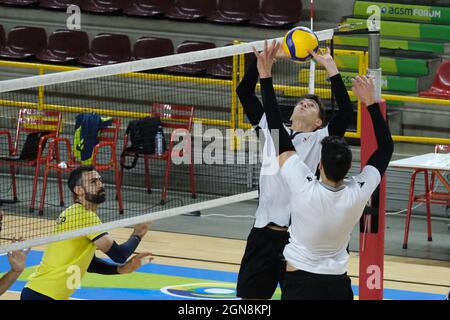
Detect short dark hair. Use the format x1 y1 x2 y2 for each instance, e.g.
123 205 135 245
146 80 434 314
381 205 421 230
321 136 352 182
298 94 326 123
68 165 95 194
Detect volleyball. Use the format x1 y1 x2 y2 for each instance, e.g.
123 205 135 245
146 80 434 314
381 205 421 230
282 27 319 62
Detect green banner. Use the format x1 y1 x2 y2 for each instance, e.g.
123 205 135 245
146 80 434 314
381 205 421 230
334 53 429 77
334 36 445 54
344 18 450 41
299 70 418 93
354 1 450 25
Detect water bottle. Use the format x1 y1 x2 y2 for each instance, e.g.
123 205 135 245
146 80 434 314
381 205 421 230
155 125 163 156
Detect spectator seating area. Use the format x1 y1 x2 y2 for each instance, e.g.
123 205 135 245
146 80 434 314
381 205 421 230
0 0 449 96
0 25 236 78
0 0 303 28
334 0 450 97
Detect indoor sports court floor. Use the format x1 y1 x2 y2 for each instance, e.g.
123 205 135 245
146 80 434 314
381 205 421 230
1 229 449 300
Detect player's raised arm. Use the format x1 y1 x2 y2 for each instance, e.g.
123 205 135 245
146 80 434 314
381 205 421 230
254 40 296 167
236 56 265 127
352 76 394 176
309 48 353 137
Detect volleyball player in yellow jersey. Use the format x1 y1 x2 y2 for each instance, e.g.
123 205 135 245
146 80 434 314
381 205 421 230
21 166 153 300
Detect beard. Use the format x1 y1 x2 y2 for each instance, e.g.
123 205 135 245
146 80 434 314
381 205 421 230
85 188 106 204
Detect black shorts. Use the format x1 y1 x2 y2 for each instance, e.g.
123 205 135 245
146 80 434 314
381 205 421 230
236 226 289 299
21 287 54 300
281 269 354 300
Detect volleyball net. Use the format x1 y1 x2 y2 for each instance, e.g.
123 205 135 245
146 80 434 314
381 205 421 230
0 28 338 254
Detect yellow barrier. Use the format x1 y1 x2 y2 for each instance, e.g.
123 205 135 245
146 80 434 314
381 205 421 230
0 60 235 129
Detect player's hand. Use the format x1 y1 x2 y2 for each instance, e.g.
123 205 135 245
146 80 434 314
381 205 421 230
132 222 151 239
7 238 30 273
351 75 376 106
253 40 281 79
308 48 338 77
118 252 153 274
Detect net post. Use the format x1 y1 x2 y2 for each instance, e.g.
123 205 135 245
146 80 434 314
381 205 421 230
359 29 386 300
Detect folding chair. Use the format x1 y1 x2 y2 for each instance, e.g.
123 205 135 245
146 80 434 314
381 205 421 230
0 109 62 212
120 103 196 205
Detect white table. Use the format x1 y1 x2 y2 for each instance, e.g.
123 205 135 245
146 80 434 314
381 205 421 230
389 153 449 249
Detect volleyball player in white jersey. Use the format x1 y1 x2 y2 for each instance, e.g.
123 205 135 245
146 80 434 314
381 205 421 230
255 40 393 299
236 46 353 299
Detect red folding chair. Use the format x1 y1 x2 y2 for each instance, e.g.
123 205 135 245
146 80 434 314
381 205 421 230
121 103 196 205
38 118 123 215
0 109 63 212
403 144 450 249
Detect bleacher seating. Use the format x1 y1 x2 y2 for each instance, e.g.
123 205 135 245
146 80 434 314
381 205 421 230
0 0 37 5
79 33 131 66
36 29 89 63
122 0 167 17
133 37 174 60
80 0 125 14
207 0 257 25
250 0 302 27
164 0 213 21
0 26 46 59
0 0 303 27
164 41 216 75
39 0 80 9
334 0 450 97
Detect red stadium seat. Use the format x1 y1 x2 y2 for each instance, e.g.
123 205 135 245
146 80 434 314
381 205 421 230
36 30 89 63
0 0 37 6
165 0 213 21
250 0 302 27
207 0 258 24
206 52 253 79
164 41 216 75
80 0 126 14
419 60 450 99
0 26 47 59
123 0 168 17
0 109 63 213
206 56 233 79
39 0 80 9
133 37 174 60
79 33 131 66
120 103 196 205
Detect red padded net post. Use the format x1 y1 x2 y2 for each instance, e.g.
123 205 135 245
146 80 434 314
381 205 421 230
358 100 387 300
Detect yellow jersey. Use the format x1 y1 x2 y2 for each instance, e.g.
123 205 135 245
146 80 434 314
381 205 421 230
25 203 106 300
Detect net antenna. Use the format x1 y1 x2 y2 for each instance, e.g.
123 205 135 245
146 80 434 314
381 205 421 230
308 0 316 95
